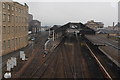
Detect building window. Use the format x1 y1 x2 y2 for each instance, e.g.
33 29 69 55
17 26 19 33
3 26 6 34
18 8 20 13
26 26 28 31
15 7 17 11
20 9 22 13
19 38 20 44
11 15 14 22
18 38 20 46
21 17 22 23
3 41 6 49
16 38 17 46
16 26 17 33
18 16 20 22
8 26 10 33
8 40 10 48
2 3 6 9
16 16 17 23
21 26 23 32
18 26 20 32
3 14 6 22
25 17 26 23
12 26 13 33
8 15 10 22
0 26 2 33
24 26 26 31
12 39 14 48
8 4 10 10
11 6 14 11
17 26 18 32
12 26 14 33
19 17 21 23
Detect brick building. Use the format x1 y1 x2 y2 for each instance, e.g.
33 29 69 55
0 1 29 56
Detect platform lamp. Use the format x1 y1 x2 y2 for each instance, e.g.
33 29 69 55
53 30 55 41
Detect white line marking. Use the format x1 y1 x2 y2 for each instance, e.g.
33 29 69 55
86 43 112 80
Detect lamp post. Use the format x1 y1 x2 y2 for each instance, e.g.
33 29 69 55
53 30 55 41
49 28 50 37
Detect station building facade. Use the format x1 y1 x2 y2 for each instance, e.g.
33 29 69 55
0 1 29 56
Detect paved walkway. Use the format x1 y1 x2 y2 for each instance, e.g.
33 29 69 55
99 46 120 68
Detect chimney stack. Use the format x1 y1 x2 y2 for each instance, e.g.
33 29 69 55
113 22 115 30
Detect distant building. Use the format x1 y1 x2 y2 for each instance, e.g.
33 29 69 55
41 26 50 32
28 14 33 31
28 14 33 23
0 1 29 56
106 22 120 31
50 25 61 31
115 22 120 31
29 20 41 33
85 20 104 30
97 22 120 36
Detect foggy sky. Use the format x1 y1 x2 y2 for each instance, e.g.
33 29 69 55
26 2 118 27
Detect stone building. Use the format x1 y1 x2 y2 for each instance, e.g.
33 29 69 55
28 14 33 23
28 14 33 31
0 1 29 56
29 20 41 34
85 20 104 30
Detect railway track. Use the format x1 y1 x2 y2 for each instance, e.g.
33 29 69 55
84 36 120 78
14 32 63 78
29 41 63 78
79 36 113 79
11 32 48 78
11 33 118 79
35 38 74 78
62 41 74 78
40 44 64 78
35 34 110 78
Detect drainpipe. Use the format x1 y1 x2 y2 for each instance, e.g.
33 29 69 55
113 22 115 30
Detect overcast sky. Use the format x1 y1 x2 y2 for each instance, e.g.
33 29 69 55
13 0 118 27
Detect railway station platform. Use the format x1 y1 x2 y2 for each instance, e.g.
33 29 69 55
85 34 118 47
50 37 63 52
85 34 120 68
85 35 105 46
99 46 120 68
